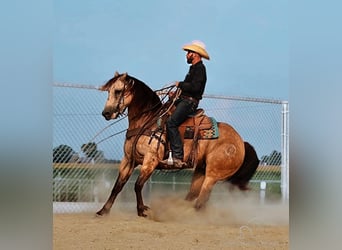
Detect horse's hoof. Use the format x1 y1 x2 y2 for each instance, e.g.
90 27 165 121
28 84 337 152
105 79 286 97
137 205 150 217
185 193 197 202
96 208 109 216
138 212 148 217
194 201 205 211
238 184 251 191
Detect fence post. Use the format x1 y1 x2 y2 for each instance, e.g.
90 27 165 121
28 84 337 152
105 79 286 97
281 101 289 202
260 181 267 204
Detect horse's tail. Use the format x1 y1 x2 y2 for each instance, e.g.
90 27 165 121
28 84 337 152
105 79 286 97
227 141 260 190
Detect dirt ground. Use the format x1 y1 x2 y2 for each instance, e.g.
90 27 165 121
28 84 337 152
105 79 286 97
54 192 288 250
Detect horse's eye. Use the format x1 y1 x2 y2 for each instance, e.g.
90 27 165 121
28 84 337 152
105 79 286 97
114 90 122 96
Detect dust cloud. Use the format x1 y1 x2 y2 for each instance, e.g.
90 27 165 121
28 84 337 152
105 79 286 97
147 190 289 227
54 189 289 249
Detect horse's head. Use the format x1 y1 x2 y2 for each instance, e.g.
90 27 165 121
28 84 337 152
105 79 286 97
99 71 134 120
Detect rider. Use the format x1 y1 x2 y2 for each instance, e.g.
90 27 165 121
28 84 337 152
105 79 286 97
161 40 210 167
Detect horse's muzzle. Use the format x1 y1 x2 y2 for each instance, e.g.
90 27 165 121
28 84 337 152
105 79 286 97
102 110 112 120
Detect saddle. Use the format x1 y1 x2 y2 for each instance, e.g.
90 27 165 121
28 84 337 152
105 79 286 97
125 108 219 168
179 109 219 140
125 108 219 142
168 108 219 168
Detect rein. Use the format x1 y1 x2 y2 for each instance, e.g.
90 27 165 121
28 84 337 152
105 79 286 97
128 85 176 164
89 115 127 143
90 83 175 147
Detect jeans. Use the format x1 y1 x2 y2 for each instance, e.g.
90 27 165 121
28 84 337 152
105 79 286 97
166 98 197 159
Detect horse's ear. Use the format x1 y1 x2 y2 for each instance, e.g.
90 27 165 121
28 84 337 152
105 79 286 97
121 72 128 80
114 71 119 77
98 85 106 91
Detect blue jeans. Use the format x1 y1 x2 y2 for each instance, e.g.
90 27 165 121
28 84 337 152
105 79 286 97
166 98 197 159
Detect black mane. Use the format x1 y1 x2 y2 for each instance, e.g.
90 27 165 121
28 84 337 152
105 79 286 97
127 75 162 112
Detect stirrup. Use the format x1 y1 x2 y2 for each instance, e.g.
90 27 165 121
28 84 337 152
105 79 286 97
159 158 187 168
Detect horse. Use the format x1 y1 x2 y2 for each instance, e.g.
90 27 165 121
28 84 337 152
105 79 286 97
96 72 259 217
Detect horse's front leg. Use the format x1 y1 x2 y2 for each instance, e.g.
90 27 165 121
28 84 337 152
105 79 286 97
134 155 159 217
96 158 133 216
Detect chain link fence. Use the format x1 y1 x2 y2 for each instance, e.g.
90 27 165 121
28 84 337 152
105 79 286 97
53 84 289 213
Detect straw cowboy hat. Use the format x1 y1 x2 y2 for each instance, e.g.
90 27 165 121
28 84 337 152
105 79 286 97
182 40 210 60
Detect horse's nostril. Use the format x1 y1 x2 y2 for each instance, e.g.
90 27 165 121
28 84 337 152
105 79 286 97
102 111 110 118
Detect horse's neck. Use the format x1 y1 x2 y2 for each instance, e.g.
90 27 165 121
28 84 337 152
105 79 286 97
127 111 156 130
127 96 161 130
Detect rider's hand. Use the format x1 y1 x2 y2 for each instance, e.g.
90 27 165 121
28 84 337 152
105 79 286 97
168 91 176 98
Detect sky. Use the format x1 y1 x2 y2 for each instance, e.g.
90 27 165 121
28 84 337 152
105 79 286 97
54 0 288 101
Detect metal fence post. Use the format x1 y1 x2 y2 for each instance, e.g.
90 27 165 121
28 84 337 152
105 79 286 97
281 101 289 202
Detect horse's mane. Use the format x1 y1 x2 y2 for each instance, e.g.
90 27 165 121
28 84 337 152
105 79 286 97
128 75 162 112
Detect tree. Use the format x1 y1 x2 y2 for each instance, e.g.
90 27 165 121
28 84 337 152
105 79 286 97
81 142 97 158
53 144 75 163
260 155 269 165
81 142 105 163
269 150 281 165
260 150 282 165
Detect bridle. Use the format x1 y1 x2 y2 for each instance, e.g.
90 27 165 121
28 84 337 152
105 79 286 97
110 77 135 117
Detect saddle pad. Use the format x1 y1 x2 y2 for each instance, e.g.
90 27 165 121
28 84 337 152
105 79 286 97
184 117 219 140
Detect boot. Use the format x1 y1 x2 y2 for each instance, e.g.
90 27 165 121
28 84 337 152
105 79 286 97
160 157 187 168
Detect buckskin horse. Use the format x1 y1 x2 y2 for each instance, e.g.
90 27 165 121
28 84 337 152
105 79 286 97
96 72 259 217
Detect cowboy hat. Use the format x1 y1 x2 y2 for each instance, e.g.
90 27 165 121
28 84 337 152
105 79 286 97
182 40 210 60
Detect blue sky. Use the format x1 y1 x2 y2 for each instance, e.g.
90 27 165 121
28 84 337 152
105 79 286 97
54 0 288 100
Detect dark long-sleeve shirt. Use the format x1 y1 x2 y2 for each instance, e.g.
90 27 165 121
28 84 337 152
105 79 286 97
178 61 207 100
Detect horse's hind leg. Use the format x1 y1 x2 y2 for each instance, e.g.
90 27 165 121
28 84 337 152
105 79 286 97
96 159 134 216
227 142 259 190
194 176 217 210
185 166 206 201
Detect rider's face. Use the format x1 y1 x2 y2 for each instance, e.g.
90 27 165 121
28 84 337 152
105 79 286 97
186 51 194 64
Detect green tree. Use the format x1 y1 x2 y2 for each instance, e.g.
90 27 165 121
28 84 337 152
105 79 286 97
260 150 282 165
53 144 75 163
81 142 97 158
260 155 269 164
81 142 105 162
269 150 281 165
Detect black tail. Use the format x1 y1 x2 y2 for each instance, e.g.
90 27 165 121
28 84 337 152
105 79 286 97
227 141 260 190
